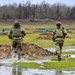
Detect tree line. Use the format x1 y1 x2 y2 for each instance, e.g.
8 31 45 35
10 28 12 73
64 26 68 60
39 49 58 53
0 1 75 20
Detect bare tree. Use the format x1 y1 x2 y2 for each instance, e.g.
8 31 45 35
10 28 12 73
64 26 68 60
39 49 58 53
0 1 75 20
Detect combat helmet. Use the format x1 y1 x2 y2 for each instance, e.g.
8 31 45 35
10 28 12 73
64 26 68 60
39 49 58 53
14 20 20 28
56 21 61 27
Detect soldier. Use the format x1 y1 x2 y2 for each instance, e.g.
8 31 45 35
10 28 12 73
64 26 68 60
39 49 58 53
52 21 67 61
8 20 26 60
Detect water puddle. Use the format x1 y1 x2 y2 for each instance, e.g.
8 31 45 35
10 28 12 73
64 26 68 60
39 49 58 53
0 58 75 75
0 64 75 75
0 58 52 65
22 69 56 75
0 66 12 75
46 46 75 52
0 46 75 75
45 46 75 58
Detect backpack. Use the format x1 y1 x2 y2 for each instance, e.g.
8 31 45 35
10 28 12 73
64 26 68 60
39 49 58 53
55 27 64 37
12 28 22 37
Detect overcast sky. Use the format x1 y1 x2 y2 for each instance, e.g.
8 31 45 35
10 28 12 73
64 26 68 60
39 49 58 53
0 0 75 6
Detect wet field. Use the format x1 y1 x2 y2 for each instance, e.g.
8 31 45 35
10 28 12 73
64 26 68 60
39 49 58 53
0 58 75 75
46 46 75 52
0 46 75 75
0 63 75 75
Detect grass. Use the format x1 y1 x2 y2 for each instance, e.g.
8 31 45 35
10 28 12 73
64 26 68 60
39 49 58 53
0 33 55 48
64 38 75 46
68 58 75 61
16 61 75 69
15 56 75 70
16 62 41 69
62 51 75 54
0 35 11 44
0 32 75 48
0 21 75 48
0 22 75 69
44 62 75 69
24 33 54 48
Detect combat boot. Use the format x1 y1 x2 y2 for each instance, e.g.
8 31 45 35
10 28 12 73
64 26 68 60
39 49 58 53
58 54 61 61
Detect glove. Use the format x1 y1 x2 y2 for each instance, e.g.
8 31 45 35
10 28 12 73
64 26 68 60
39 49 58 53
8 35 12 39
63 33 67 39
52 37 55 42
9 36 12 39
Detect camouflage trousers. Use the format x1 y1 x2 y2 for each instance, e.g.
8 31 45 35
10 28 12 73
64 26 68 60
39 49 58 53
12 39 22 54
55 42 63 55
55 38 64 61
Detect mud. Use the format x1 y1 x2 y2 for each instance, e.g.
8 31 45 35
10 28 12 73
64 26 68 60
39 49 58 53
0 43 53 59
37 32 52 40
37 32 70 40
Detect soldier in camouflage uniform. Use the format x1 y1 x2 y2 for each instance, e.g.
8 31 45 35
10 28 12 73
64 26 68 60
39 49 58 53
52 21 67 61
8 20 26 59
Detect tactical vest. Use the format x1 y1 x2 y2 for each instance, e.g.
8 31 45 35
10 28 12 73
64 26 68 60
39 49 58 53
12 28 22 37
55 28 64 38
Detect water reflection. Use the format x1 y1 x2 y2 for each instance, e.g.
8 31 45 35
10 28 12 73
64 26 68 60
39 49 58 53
46 46 75 52
0 66 12 75
12 66 22 75
56 70 62 75
0 65 75 75
12 68 75 75
22 69 56 75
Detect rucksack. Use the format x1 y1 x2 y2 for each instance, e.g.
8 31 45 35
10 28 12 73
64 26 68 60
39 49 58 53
12 28 22 37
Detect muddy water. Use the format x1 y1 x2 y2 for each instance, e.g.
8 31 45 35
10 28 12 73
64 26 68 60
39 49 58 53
0 62 75 75
0 45 75 75
46 46 75 52
0 65 75 75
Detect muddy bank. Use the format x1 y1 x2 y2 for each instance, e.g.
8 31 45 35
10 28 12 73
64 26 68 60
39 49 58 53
37 32 70 40
0 43 53 59
37 32 52 40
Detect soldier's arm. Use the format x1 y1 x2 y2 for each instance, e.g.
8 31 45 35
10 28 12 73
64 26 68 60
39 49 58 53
53 30 56 36
8 29 13 39
64 29 67 38
61 27 67 38
21 28 26 37
52 29 56 41
62 27 67 38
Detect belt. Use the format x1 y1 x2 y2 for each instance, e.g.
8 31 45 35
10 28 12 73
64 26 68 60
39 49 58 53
56 36 64 38
13 37 22 39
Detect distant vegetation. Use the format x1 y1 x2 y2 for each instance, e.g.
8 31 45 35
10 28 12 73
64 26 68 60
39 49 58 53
0 0 75 20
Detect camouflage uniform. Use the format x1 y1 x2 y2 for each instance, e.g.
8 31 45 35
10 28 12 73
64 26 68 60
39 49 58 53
52 21 67 61
8 20 26 59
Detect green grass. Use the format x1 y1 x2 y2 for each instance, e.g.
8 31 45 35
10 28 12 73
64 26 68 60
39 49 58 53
51 56 66 61
62 51 75 54
16 62 41 69
23 33 55 48
0 33 55 48
44 62 75 69
64 38 75 46
68 58 75 61
0 22 75 48
0 22 75 69
16 61 75 69
0 32 75 48
0 35 11 44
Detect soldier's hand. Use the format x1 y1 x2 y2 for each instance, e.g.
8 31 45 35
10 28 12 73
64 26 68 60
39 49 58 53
8 35 12 39
52 37 55 42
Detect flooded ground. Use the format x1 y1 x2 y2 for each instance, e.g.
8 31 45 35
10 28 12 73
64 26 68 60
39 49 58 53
46 46 75 58
0 64 75 75
46 46 75 52
0 46 75 75
0 58 75 75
